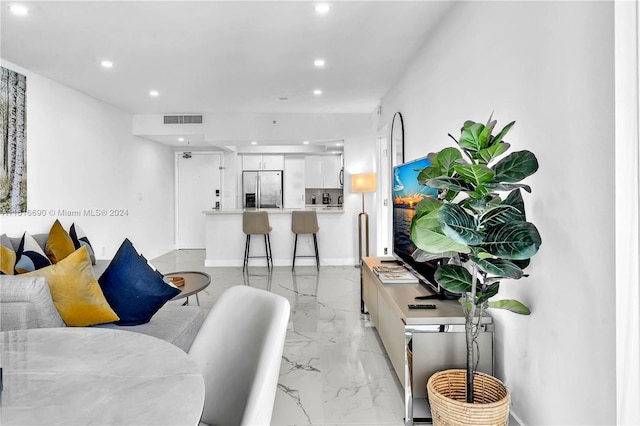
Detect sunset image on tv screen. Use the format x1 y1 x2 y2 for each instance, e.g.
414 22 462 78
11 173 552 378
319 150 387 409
393 156 437 209
392 156 439 258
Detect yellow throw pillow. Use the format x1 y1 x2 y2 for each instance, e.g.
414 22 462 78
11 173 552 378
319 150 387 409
45 219 76 264
1 233 16 275
26 246 119 326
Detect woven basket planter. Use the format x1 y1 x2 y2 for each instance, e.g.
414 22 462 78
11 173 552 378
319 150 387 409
427 369 510 426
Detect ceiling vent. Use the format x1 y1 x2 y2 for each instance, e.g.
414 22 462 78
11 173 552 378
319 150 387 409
163 115 203 125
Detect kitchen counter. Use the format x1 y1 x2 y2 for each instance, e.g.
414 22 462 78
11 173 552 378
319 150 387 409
202 207 355 267
306 203 344 209
203 206 344 215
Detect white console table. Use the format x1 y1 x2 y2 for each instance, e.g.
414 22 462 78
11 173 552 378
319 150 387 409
361 257 494 425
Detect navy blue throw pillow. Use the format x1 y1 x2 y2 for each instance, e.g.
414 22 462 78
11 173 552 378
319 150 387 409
98 239 180 325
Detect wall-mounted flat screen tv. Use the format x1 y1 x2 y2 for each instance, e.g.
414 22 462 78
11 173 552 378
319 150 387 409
392 156 442 293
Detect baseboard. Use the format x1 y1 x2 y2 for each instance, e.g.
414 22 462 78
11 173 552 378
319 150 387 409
510 410 524 426
204 257 357 267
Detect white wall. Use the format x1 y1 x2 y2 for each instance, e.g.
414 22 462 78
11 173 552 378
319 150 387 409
378 1 615 424
615 0 640 423
0 61 175 259
344 130 379 262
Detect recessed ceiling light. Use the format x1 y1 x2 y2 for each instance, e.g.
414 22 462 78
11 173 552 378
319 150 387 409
314 59 325 67
336 142 343 146
251 141 258 145
303 141 310 145
149 90 159 97
9 5 29 16
100 60 113 68
314 3 331 15
178 137 185 142
313 89 322 96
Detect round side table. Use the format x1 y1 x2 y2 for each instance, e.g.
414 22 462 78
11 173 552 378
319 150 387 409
165 271 211 306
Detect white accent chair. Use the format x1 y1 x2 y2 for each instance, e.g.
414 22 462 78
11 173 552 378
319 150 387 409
188 285 290 426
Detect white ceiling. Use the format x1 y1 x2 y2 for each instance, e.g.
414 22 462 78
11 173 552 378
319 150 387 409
1 1 453 116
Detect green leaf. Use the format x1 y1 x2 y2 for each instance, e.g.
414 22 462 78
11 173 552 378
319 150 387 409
478 117 497 149
411 198 442 227
476 250 494 259
435 265 473 294
459 121 485 152
488 299 531 315
412 248 458 262
492 150 539 183
490 120 515 146
465 195 501 211
483 276 502 286
484 182 532 193
412 226 471 256
476 142 510 164
417 166 443 185
480 204 524 228
427 152 439 166
503 189 525 217
426 177 470 193
411 209 471 255
414 197 443 215
453 164 495 186
476 282 499 304
473 257 524 279
437 148 463 176
438 203 483 246
444 189 460 202
512 258 531 270
481 221 542 260
470 184 491 200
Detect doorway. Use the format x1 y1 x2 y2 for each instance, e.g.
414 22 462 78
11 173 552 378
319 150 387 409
376 124 392 257
176 152 222 249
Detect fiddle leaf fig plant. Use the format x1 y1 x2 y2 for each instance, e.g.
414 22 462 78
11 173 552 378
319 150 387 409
410 114 542 403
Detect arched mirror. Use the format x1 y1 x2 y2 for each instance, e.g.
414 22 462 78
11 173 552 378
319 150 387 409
390 112 404 166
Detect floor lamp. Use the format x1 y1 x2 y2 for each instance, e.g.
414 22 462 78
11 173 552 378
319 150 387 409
352 173 376 265
352 173 376 314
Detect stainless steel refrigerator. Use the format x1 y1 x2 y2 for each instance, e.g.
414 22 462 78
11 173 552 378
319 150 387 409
242 170 283 208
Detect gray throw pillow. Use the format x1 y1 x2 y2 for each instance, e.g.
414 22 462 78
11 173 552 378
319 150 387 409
0 275 65 330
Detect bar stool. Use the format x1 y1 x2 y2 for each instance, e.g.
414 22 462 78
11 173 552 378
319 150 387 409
291 210 320 271
243 211 273 271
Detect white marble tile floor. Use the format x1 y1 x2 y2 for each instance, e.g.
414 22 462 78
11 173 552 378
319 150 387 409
152 249 407 426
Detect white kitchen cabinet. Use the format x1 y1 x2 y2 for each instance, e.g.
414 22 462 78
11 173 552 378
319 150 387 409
305 154 342 188
262 155 284 170
322 155 340 188
304 156 324 188
242 154 284 170
284 155 305 208
242 155 262 170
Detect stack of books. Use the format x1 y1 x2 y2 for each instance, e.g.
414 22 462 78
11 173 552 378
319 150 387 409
372 264 419 284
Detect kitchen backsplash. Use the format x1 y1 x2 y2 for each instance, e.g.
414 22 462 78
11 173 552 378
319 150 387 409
305 188 344 206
